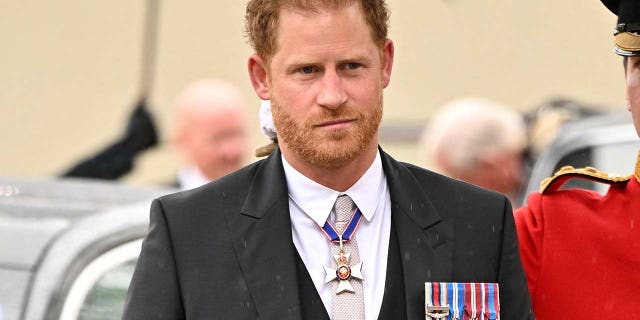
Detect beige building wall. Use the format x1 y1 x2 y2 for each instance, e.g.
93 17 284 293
0 0 624 185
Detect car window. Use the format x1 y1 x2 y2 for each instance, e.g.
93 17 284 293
77 260 136 320
523 115 639 204
550 140 640 194
59 240 142 320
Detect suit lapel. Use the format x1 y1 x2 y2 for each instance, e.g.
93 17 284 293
225 149 303 319
225 148 453 319
380 150 454 320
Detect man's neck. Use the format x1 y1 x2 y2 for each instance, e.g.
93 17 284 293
281 143 379 192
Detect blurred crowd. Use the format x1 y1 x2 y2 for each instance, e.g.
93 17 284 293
62 83 599 209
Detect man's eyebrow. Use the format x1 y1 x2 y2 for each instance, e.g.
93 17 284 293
286 54 373 66
286 57 317 66
337 54 373 64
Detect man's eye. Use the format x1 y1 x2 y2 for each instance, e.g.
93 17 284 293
300 66 315 74
345 62 361 70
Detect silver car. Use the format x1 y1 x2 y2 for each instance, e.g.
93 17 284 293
0 178 172 320
522 111 640 206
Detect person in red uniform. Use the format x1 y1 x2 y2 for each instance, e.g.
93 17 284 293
515 0 640 318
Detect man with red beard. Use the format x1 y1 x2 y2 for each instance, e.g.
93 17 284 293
123 1 533 319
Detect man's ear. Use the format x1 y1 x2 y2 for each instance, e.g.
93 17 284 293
381 39 394 89
248 54 270 100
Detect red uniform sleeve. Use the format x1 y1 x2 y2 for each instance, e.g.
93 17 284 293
513 192 545 304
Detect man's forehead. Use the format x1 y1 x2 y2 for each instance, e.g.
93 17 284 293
279 0 355 14
277 1 362 24
262 0 384 69
274 3 370 45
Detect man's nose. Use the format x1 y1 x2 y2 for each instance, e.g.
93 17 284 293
316 70 347 110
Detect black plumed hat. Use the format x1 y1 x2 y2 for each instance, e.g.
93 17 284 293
601 0 640 56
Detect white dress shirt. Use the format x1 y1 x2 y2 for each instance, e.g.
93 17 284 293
176 166 210 190
282 151 392 320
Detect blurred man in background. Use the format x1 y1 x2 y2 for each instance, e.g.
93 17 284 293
421 97 527 205
170 79 248 189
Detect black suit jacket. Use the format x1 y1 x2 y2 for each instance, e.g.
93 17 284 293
123 148 533 319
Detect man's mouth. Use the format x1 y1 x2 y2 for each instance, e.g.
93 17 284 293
315 118 355 129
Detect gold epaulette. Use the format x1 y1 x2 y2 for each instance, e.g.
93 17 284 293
539 166 631 194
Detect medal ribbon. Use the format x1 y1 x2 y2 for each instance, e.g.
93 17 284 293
486 283 499 320
320 207 363 242
451 282 465 319
425 282 500 319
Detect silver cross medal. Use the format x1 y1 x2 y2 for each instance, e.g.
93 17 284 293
323 235 363 294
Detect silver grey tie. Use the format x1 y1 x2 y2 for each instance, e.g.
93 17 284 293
330 195 365 320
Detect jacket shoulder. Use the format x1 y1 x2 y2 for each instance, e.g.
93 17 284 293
157 160 265 211
539 165 630 194
400 161 505 200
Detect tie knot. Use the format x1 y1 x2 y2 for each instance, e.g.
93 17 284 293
333 195 355 228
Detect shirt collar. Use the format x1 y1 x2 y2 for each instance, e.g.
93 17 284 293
177 166 210 190
282 151 385 227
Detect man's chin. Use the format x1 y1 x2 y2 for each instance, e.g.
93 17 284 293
305 142 366 168
313 136 358 152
